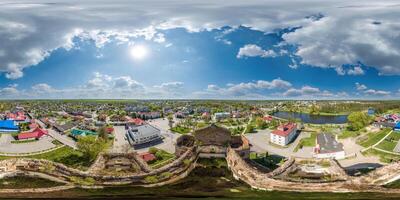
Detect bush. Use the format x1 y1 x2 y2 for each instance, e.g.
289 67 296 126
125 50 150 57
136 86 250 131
144 175 158 183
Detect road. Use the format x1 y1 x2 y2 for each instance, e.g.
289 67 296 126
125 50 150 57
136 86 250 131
111 126 130 153
245 129 313 158
35 119 77 149
0 134 56 154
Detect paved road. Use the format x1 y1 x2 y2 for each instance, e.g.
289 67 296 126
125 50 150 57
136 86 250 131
111 126 130 153
0 134 56 154
46 129 77 149
245 129 313 158
35 118 77 149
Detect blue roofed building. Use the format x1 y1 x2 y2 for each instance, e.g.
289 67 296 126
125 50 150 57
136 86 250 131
394 122 400 132
367 108 375 116
0 120 19 133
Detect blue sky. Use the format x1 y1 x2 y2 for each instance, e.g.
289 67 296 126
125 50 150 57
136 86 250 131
0 0 399 99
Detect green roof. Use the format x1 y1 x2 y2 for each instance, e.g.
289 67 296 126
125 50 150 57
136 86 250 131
71 129 97 137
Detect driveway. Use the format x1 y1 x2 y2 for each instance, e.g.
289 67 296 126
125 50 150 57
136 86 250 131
46 129 77 149
0 134 56 154
111 126 130 153
245 129 313 158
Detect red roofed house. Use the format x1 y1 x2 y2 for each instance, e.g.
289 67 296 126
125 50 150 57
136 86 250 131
138 152 156 162
18 127 48 140
7 112 27 122
270 122 297 146
263 115 273 123
129 118 145 126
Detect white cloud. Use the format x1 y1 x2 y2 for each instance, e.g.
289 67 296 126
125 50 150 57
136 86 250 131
347 66 365 75
1 0 400 79
31 83 54 93
364 89 391 96
355 82 367 90
237 44 277 58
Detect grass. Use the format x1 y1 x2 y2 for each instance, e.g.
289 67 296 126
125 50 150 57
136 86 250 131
339 130 361 139
249 152 284 170
376 132 400 151
363 148 400 163
358 128 391 148
148 148 175 168
170 125 191 134
294 133 316 152
0 176 65 189
0 146 92 170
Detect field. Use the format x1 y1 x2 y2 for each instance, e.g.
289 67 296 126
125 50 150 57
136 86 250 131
376 132 400 151
358 129 391 148
0 146 92 170
294 132 316 152
0 176 64 189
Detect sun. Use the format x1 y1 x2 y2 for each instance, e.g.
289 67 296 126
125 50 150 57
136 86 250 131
130 45 148 60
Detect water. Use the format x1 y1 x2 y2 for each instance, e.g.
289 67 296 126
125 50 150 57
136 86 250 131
272 111 348 124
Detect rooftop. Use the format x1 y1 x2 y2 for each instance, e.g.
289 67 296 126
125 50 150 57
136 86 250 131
316 133 344 154
271 122 296 137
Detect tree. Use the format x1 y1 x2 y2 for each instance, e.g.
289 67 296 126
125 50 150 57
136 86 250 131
245 124 254 133
255 117 267 129
347 112 371 131
77 136 108 161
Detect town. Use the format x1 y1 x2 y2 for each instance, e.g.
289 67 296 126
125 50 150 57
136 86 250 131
0 100 399 197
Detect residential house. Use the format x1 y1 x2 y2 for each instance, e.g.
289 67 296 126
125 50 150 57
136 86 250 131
270 122 297 146
18 127 48 140
314 133 345 160
0 120 19 133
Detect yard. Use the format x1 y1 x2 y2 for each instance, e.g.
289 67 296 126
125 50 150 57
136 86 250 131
363 148 400 163
0 146 93 170
148 147 175 169
358 128 391 148
294 132 316 152
249 152 284 170
376 132 400 152
170 125 191 134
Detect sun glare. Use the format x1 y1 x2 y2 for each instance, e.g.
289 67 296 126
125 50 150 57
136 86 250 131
130 45 148 60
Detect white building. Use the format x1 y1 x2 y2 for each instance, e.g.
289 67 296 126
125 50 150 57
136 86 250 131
213 112 231 121
314 133 345 160
126 124 162 145
270 122 297 146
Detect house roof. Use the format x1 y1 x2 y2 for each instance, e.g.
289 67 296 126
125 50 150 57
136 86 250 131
139 152 156 162
0 120 19 130
18 127 47 140
395 122 400 129
271 122 296 137
316 133 344 154
71 129 97 137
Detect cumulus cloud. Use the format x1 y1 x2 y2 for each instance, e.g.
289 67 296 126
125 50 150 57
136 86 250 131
347 66 365 75
237 44 277 58
364 89 391 96
283 4 400 75
1 0 400 82
355 82 367 90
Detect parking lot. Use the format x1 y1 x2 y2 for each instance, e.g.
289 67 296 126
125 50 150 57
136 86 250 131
0 134 56 154
111 119 179 154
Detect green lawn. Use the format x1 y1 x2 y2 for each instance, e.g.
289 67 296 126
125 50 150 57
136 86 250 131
294 133 316 152
358 129 391 148
170 125 191 134
148 148 175 169
0 146 92 170
363 148 400 163
376 132 400 151
339 130 361 139
0 176 65 189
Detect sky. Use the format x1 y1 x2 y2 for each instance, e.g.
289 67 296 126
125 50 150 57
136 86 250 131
0 0 399 99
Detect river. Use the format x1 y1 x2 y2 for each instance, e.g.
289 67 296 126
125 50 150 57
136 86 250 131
272 111 348 124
